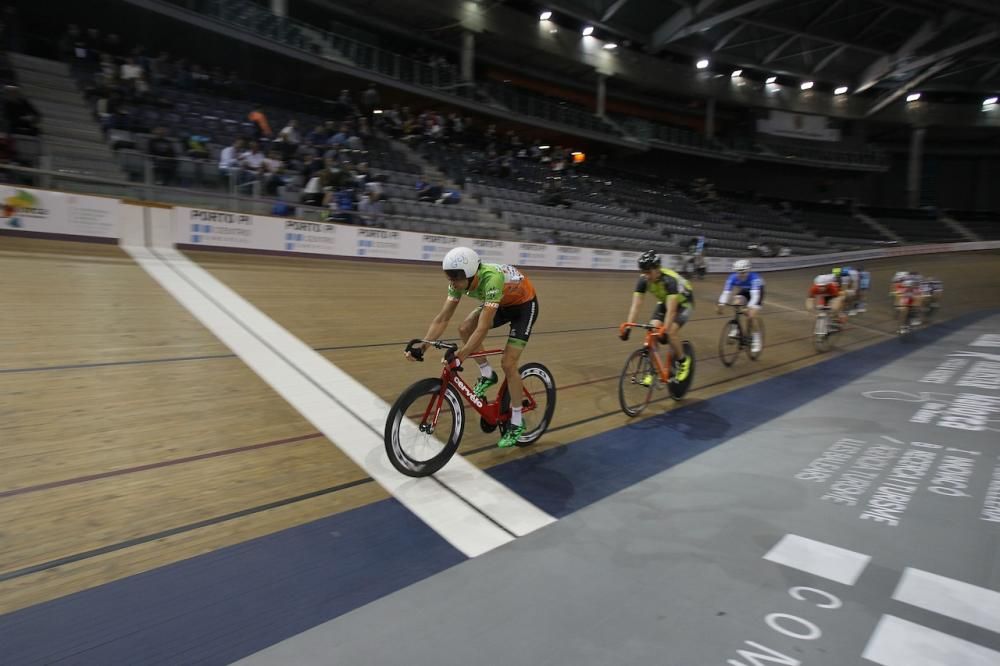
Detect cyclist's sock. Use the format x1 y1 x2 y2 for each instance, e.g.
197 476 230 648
478 362 494 378
510 406 523 426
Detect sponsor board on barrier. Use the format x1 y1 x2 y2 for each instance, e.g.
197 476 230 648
283 220 339 254
169 203 1000 273
555 245 585 269
517 242 554 267
470 238 511 264
419 233 462 262
355 227 404 259
180 208 270 249
589 248 618 270
1 186 118 238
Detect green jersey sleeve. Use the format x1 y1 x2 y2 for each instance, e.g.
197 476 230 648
447 284 462 300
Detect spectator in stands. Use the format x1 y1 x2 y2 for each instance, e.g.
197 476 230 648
218 137 245 180
185 134 210 186
259 150 285 195
120 57 147 100
327 123 349 148
300 160 328 207
3 86 40 136
357 188 383 226
276 118 300 159
417 180 443 203
305 124 326 149
347 128 365 152
187 135 210 160
241 140 266 172
248 104 272 140
147 127 177 186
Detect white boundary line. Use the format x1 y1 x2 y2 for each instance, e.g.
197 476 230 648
121 205 554 557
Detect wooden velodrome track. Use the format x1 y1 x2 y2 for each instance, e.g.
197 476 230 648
2 235 999 615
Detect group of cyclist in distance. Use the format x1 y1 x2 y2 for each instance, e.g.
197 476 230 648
805 264 942 333
404 245 942 448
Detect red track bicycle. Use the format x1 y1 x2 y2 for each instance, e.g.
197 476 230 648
384 339 557 477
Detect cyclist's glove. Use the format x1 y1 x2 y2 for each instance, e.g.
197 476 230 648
618 324 630 341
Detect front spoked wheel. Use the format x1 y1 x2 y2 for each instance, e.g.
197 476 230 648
746 316 764 361
668 341 695 401
499 362 557 446
814 315 832 352
718 318 741 367
384 378 465 477
619 348 655 416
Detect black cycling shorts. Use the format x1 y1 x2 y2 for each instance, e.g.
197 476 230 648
653 299 693 327
478 296 539 348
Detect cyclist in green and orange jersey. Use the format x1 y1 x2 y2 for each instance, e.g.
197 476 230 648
406 246 539 448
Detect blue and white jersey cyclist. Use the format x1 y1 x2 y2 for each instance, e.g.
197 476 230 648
716 259 765 354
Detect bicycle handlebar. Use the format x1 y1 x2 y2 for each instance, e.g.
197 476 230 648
405 339 460 363
621 322 659 330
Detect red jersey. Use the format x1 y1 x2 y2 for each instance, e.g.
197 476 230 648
809 283 840 299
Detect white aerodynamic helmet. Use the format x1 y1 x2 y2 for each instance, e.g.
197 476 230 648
442 246 481 279
733 259 751 272
893 271 907 281
814 274 834 286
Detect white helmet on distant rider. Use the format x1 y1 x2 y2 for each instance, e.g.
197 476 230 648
733 259 751 273
814 274 834 286
442 246 481 279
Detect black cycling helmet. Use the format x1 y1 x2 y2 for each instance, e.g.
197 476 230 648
637 250 661 270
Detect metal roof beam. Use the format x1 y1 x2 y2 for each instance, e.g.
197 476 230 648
711 23 746 51
980 61 1000 83
601 0 633 22
651 0 780 49
649 0 723 50
811 44 846 74
854 12 960 93
866 29 1000 115
866 58 956 116
738 18 888 55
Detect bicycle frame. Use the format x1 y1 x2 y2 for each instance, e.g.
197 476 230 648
414 344 540 431
622 323 674 383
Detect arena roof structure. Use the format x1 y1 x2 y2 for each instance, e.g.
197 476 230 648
536 0 1000 110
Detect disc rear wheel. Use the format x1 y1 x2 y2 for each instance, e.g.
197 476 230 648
499 362 557 446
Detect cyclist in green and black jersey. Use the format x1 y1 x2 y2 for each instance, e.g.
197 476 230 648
619 250 694 382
